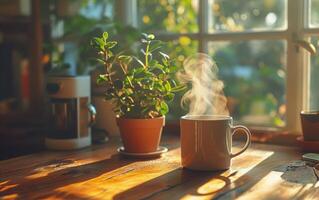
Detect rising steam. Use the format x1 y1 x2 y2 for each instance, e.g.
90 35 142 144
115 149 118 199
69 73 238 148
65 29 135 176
177 53 229 116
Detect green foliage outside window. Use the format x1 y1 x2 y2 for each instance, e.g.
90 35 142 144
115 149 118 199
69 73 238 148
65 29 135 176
137 0 287 126
45 0 315 127
138 0 198 33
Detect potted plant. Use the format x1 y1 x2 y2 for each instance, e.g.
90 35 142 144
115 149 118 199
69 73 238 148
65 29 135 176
91 32 185 153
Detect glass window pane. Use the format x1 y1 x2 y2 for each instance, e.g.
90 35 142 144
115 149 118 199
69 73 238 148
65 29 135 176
310 0 319 27
208 0 287 32
208 40 286 127
309 37 319 109
44 0 115 75
137 0 199 33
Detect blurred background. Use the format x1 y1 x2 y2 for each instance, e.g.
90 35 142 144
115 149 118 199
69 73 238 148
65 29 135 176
1 0 319 158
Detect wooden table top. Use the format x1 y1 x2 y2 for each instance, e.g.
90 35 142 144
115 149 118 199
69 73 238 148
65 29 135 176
0 135 318 200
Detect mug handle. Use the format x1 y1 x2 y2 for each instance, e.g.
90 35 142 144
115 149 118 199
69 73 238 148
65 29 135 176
230 125 251 158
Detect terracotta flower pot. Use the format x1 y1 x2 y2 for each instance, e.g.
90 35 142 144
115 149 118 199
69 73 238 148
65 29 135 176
116 116 165 153
300 111 319 141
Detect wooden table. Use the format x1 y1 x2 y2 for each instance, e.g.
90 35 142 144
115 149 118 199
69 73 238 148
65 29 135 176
0 135 318 200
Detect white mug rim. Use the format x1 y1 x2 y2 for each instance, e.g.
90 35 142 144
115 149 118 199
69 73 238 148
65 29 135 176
181 115 232 121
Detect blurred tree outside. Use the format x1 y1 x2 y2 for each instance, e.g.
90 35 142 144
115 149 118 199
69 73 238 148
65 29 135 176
310 0 319 27
43 0 140 76
209 0 286 32
138 0 199 33
209 40 286 126
309 2 319 111
310 37 319 110
42 0 319 127
137 0 287 127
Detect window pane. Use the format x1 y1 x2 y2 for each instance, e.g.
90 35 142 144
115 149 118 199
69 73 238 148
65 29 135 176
310 0 319 27
208 40 286 127
44 0 115 75
309 37 319 109
137 0 199 33
208 0 287 32
164 38 199 120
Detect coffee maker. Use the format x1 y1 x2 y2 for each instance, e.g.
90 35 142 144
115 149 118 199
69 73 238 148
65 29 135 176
46 75 96 150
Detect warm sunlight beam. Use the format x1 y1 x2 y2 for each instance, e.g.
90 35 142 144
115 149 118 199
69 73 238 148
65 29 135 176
25 159 91 180
0 180 8 186
0 184 18 192
237 171 315 200
55 150 181 199
181 148 274 200
1 193 18 200
197 178 227 195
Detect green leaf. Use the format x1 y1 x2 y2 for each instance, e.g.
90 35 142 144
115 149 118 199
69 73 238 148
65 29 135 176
141 39 148 43
159 51 170 60
164 93 175 102
94 37 106 48
96 74 107 84
141 33 149 39
162 58 168 66
133 56 145 68
148 34 155 40
149 60 158 66
171 85 187 92
140 49 146 55
124 88 133 95
133 67 145 74
105 41 117 49
150 67 165 75
118 55 132 64
103 32 109 40
95 58 106 64
90 38 104 50
149 40 162 52
107 50 114 58
155 101 161 112
151 63 164 69
126 96 134 104
153 82 165 92
141 107 149 114
140 77 153 85
164 81 171 91
168 65 178 73
168 79 177 88
160 101 169 115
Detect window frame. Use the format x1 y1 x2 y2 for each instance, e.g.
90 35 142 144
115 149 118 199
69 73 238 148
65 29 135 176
116 0 316 134
303 0 319 112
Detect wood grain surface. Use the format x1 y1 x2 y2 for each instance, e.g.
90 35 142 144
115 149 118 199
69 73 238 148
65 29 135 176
0 135 318 200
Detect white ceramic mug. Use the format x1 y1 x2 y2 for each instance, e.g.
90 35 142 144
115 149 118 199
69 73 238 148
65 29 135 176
180 115 251 171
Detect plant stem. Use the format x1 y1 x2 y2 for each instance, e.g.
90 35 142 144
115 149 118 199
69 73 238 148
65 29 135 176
119 63 127 75
145 41 150 68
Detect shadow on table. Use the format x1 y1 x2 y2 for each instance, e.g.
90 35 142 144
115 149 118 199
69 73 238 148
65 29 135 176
0 135 180 200
0 153 134 199
113 147 317 200
113 167 234 200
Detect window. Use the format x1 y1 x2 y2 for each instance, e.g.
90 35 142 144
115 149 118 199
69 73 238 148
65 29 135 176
46 0 311 133
44 0 115 75
132 1 289 129
112 0 319 132
306 0 319 111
